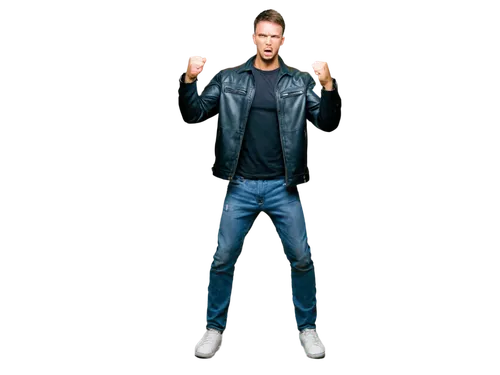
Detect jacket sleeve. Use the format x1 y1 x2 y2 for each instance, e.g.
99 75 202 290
305 74 342 132
178 72 221 123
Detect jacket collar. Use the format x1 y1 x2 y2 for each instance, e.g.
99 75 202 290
236 55 291 76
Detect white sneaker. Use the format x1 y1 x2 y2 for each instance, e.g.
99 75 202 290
195 329 223 358
299 328 325 359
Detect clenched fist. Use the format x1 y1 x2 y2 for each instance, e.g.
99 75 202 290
311 60 333 91
185 56 207 83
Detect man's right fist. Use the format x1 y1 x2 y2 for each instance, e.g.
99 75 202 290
185 56 207 83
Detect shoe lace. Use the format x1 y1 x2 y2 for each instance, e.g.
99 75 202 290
302 329 321 345
201 329 220 345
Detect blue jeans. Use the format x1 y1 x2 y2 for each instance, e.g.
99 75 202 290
206 175 317 332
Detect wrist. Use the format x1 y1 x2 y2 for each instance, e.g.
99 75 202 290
184 73 196 84
322 79 334 91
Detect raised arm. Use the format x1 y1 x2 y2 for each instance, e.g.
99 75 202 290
178 56 221 123
305 61 342 132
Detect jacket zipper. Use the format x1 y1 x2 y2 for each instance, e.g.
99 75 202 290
225 87 247 96
276 73 288 185
210 113 220 171
229 75 255 180
281 90 303 98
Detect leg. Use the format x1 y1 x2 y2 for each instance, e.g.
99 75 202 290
206 177 260 332
264 181 317 331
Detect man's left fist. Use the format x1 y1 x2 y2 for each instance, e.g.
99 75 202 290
312 61 334 90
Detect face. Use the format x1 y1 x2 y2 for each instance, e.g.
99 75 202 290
253 21 285 62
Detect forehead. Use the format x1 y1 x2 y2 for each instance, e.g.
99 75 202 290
255 20 283 35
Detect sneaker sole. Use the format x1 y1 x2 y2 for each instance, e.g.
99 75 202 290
194 343 221 359
302 351 328 361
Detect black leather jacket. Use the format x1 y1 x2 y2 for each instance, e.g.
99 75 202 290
178 55 342 186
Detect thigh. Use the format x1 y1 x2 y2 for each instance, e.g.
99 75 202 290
217 178 260 251
266 185 312 267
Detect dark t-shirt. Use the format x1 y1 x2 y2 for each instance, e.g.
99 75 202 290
235 66 285 179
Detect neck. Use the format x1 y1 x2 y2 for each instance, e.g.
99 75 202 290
254 54 280 70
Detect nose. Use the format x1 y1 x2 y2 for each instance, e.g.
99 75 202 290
265 36 272 44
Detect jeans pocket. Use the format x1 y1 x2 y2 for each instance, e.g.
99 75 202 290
230 175 245 185
286 185 300 203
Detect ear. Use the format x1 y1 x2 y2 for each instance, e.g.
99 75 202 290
281 35 288 48
253 33 256 45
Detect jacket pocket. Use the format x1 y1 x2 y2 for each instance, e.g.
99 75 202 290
280 90 304 98
224 87 247 96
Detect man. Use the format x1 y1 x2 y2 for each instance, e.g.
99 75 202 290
178 9 341 359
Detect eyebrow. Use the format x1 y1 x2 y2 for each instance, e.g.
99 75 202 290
258 33 281 37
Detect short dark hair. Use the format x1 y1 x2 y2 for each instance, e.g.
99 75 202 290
254 9 285 35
